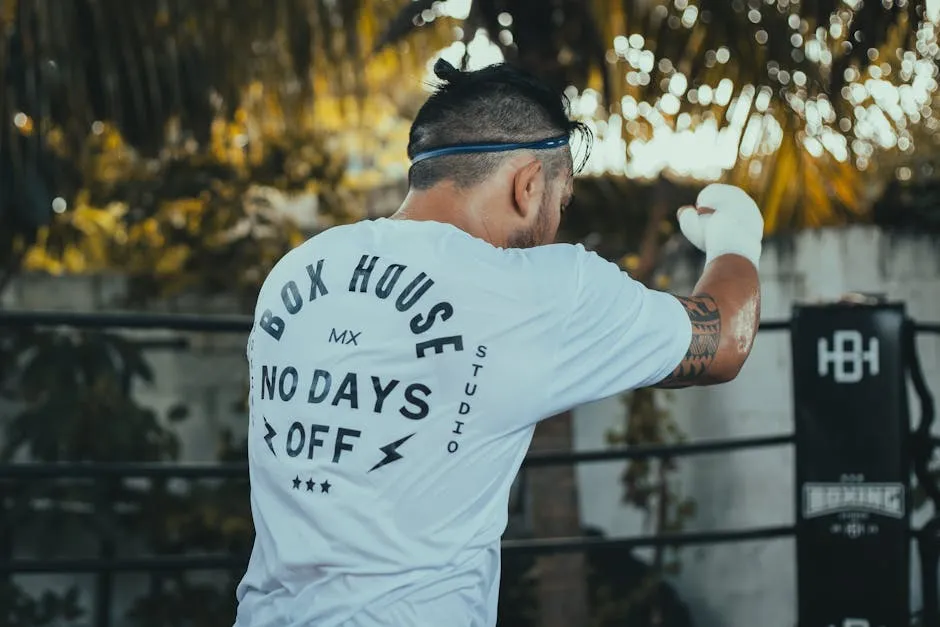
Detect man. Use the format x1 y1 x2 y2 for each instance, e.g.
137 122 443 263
234 59 763 627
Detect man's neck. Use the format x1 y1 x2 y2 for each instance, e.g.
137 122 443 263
391 187 488 240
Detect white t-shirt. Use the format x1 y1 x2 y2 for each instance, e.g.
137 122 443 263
234 219 692 627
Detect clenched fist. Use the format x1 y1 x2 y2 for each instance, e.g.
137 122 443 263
677 183 764 270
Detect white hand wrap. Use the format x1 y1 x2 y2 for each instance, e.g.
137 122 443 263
677 183 764 270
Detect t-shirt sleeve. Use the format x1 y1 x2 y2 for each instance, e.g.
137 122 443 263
538 244 693 417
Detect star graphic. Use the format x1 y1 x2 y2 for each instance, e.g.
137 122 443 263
305 478 315 492
292 476 301 490
320 480 332 494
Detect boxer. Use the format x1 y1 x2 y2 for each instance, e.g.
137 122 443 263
234 59 762 627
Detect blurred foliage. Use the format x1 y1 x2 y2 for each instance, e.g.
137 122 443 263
872 100 940 232
603 386 698 604
0 328 174 626
494 525 694 627
387 0 939 232
612 389 696 535
0 330 179 462
583 527 693 627
384 0 925 105
0 0 454 298
125 575 243 627
0 327 252 627
2 0 938 281
0 582 84 627
21 113 352 306
124 430 251 627
873 173 940 231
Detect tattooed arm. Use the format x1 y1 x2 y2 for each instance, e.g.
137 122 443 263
656 255 761 388
528 243 760 418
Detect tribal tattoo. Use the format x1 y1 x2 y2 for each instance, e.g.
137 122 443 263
658 294 721 387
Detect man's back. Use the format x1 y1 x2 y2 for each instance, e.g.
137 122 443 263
234 218 693 627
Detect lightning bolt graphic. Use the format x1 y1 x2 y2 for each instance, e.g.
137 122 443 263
263 417 277 456
368 433 416 473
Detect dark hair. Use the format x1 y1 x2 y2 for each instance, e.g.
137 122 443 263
407 59 593 190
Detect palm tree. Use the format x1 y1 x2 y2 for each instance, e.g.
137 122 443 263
6 1 933 274
383 0 936 222
0 0 450 291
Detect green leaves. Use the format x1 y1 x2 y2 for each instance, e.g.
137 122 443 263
166 404 189 423
0 582 85 627
124 575 242 627
0 324 251 627
0 329 176 463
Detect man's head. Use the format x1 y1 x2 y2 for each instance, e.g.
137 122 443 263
401 60 591 249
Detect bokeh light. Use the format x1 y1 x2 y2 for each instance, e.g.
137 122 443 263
425 0 940 183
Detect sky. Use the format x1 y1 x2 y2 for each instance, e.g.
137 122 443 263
427 0 940 182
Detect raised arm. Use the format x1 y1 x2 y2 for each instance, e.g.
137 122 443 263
656 255 760 388
656 184 763 388
531 184 762 419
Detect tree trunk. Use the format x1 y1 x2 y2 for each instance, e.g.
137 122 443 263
0 250 23 302
528 410 590 627
627 177 678 621
525 177 678 626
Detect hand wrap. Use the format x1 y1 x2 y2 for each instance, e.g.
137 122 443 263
678 184 764 270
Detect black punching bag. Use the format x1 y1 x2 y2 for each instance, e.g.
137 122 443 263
792 303 910 627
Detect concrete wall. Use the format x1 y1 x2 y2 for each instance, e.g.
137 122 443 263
4 225 940 625
573 226 940 626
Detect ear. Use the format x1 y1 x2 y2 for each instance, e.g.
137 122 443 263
512 160 545 220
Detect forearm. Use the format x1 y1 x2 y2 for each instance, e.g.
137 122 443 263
654 253 760 389
690 254 761 382
655 183 764 389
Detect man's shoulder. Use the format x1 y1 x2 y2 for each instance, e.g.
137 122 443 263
271 221 375 269
300 220 594 259
266 221 599 291
513 241 592 264
501 242 600 281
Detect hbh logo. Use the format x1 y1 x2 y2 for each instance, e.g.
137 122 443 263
817 330 880 384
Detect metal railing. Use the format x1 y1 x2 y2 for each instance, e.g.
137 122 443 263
1 309 938 627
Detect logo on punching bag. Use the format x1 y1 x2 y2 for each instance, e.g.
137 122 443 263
817 330 880 384
802 479 904 540
803 483 905 519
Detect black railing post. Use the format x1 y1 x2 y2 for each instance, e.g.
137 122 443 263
906 315 940 627
918 518 940 627
93 479 116 627
0 480 14 612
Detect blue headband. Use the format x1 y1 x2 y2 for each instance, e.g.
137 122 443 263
411 135 570 164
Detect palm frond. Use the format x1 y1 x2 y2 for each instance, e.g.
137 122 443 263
381 0 936 229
